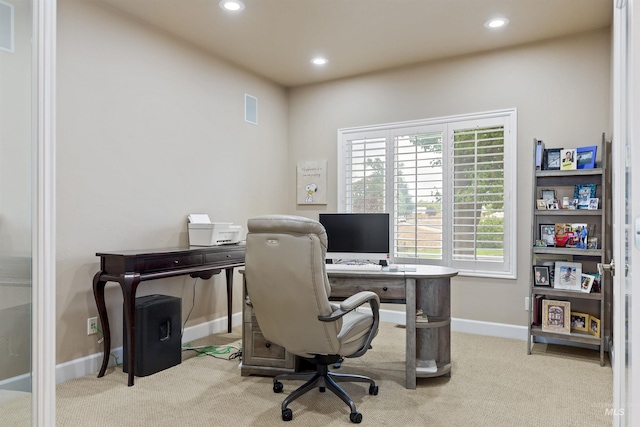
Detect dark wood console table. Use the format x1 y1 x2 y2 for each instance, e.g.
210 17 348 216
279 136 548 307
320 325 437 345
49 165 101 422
92 244 245 386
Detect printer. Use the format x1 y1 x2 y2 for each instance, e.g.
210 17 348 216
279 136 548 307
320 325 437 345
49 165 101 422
187 214 242 246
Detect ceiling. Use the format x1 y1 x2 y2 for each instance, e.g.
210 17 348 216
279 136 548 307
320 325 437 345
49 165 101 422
95 0 613 88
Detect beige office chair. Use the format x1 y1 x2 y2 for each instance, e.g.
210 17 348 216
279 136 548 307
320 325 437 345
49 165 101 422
245 214 380 424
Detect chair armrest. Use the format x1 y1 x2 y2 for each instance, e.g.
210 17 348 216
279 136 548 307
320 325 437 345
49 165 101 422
318 291 380 322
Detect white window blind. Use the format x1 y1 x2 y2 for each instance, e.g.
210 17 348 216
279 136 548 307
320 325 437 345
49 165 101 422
338 109 516 278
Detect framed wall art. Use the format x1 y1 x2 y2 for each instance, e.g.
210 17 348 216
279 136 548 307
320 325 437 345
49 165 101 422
296 160 327 205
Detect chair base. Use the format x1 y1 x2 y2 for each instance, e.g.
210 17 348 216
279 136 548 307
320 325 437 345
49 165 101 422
273 357 378 423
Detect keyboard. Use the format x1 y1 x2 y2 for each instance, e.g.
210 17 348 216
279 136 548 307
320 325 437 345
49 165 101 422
325 263 382 272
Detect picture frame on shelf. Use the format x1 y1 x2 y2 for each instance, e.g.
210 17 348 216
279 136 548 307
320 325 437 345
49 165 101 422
570 312 589 333
587 237 599 250
540 224 556 246
580 274 596 293
561 148 577 170
576 145 597 169
547 200 560 210
569 223 588 249
542 299 571 334
554 261 582 291
569 198 579 209
536 199 547 210
588 198 599 210
533 266 551 286
540 188 556 201
545 148 562 170
589 316 601 338
574 184 597 209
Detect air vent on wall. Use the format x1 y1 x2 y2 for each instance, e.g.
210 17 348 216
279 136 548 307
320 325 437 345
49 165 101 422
0 1 14 53
245 94 257 125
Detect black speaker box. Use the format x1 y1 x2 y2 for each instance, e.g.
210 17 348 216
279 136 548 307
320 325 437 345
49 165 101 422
123 294 182 377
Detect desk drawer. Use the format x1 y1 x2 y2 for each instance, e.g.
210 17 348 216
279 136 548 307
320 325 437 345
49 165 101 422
329 277 405 302
251 331 287 360
143 254 203 272
204 248 245 265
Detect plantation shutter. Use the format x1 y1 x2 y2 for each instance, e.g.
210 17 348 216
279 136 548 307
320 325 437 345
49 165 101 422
393 127 444 260
342 131 388 213
450 120 506 268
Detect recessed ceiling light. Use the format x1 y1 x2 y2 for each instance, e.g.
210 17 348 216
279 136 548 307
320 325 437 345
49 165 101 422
484 17 510 29
219 0 245 12
311 57 328 66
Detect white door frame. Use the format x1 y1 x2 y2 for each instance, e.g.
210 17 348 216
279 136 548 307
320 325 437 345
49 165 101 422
32 0 56 425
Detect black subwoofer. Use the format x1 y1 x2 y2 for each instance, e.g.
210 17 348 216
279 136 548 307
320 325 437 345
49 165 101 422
123 294 182 376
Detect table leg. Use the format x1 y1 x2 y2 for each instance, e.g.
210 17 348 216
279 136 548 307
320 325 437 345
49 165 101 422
92 271 110 378
225 268 234 333
120 272 141 387
405 278 417 390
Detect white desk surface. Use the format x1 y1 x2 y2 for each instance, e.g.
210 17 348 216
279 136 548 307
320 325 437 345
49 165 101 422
325 264 458 279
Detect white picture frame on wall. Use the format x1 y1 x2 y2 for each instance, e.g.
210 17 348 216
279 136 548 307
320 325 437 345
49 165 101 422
297 160 327 205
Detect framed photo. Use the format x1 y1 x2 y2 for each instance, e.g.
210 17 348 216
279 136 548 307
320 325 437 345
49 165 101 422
576 145 597 169
574 184 597 209
588 198 599 210
540 188 556 201
536 199 547 210
580 273 596 293
542 299 571 334
547 200 559 210
569 198 578 210
589 316 601 338
545 148 562 170
554 261 582 290
540 224 556 246
560 148 577 170
533 266 551 286
570 223 588 249
570 312 589 332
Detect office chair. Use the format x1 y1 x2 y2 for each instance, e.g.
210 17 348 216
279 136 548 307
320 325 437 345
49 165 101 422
245 215 380 424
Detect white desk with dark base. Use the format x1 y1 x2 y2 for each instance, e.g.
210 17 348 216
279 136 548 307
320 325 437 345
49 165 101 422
241 265 458 389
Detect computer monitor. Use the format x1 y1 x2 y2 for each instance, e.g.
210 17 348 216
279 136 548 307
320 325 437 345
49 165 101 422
318 213 390 264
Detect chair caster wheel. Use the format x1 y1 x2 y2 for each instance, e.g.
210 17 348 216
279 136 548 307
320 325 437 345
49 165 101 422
350 411 362 423
273 381 284 393
369 384 379 395
282 408 293 421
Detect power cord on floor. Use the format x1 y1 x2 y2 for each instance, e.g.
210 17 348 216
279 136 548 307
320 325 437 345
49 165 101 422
181 277 199 340
182 343 242 361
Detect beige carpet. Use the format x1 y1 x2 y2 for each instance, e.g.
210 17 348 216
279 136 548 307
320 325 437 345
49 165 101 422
1 323 612 426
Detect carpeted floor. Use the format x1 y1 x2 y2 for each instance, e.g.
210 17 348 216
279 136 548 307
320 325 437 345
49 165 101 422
0 322 613 426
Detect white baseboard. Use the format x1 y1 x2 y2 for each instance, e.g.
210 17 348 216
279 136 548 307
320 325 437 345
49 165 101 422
0 310 526 388
54 311 243 385
375 308 528 341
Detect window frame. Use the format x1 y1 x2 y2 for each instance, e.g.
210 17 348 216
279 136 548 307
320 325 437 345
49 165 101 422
337 109 517 279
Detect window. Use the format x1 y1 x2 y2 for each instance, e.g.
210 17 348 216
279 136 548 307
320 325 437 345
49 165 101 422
338 109 517 278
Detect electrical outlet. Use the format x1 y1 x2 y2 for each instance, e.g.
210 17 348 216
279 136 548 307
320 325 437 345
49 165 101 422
524 297 530 311
87 317 98 335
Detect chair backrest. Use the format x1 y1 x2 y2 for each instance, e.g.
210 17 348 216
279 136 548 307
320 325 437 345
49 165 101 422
245 215 341 357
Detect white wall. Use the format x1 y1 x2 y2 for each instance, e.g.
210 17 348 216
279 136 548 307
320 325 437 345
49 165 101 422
288 28 612 326
56 0 289 364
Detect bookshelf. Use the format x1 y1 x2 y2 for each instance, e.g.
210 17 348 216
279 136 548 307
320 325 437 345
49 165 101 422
527 134 611 366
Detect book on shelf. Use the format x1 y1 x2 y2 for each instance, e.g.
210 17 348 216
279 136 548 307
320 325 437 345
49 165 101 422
535 139 544 171
532 295 544 326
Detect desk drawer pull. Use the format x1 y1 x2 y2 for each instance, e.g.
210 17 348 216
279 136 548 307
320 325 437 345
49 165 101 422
383 286 388 291
265 343 271 348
